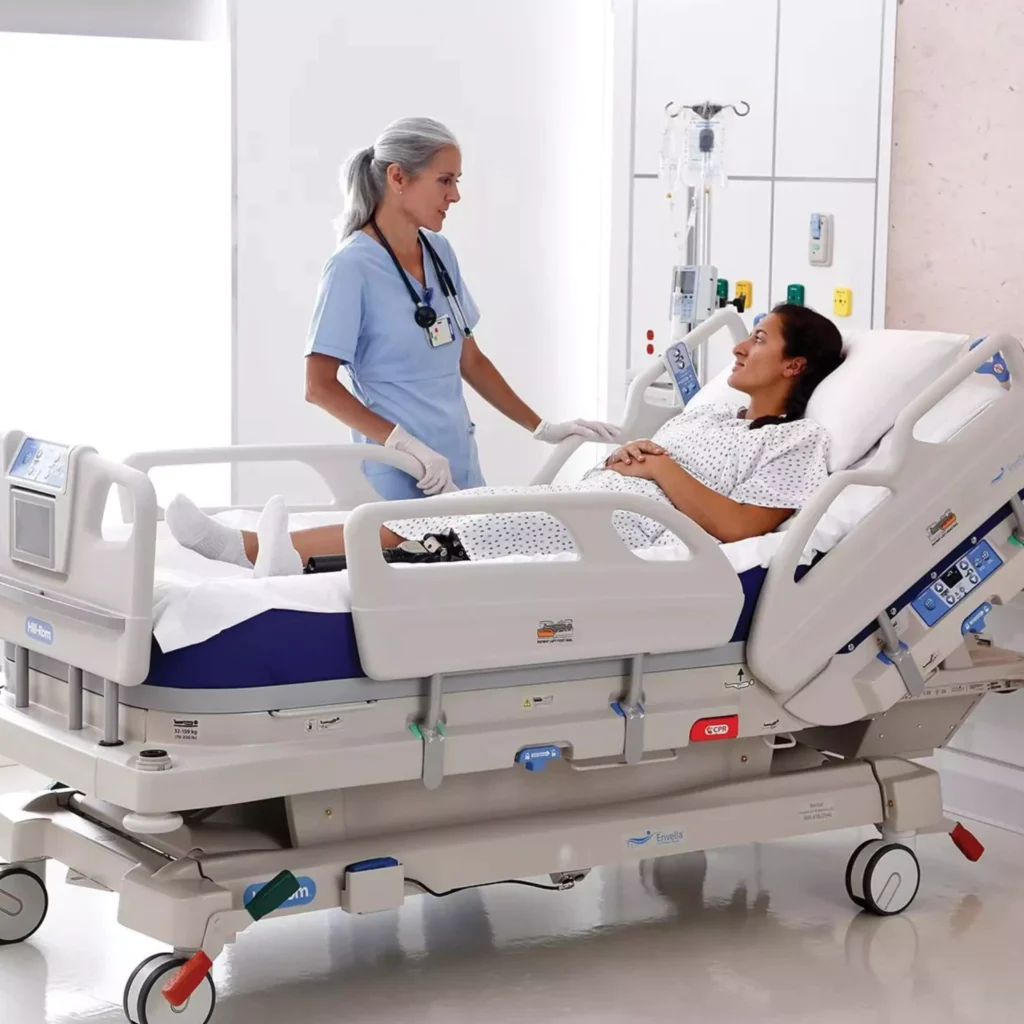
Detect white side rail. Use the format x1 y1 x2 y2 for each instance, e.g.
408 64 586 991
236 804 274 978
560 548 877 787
0 433 157 686
120 443 426 520
748 331 1024 700
345 490 744 680
530 308 749 486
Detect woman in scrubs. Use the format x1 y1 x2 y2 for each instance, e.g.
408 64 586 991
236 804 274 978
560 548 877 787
304 116 617 500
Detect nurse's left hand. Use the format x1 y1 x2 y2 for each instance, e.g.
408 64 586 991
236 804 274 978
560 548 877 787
534 419 620 445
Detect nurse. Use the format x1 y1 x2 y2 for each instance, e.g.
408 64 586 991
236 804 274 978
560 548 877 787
304 116 617 499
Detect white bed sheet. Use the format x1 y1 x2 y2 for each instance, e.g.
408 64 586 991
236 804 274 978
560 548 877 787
132 510 798 654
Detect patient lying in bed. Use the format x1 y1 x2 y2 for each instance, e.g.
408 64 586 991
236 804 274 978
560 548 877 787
166 304 843 574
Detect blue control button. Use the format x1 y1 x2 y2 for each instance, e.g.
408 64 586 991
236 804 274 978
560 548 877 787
913 540 1003 627
347 857 399 873
663 341 701 404
970 336 1011 383
515 745 562 772
962 603 993 636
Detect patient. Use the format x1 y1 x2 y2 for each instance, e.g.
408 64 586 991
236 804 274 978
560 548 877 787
166 303 843 575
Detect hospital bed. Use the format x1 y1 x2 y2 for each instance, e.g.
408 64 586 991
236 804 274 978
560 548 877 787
2 308 1024 1023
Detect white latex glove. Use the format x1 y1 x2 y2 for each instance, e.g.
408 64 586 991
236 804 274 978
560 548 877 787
385 425 457 495
533 418 620 445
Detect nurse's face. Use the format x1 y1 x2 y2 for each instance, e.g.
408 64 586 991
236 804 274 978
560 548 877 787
398 146 463 232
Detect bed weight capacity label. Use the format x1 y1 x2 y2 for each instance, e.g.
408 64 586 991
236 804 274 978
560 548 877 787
173 718 200 742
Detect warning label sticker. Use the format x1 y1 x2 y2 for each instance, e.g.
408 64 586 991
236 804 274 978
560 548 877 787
522 695 555 709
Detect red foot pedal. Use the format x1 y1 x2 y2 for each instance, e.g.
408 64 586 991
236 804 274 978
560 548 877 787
162 951 213 1007
950 822 985 862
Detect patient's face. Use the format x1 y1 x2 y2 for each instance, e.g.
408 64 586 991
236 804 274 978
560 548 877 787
728 314 804 395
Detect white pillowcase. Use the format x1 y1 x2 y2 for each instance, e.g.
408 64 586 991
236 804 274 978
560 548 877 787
806 329 970 470
686 328 972 471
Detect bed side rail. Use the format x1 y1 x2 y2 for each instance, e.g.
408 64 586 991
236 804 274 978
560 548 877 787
120 443 426 521
747 331 1024 698
530 308 749 486
0 433 157 686
344 490 744 680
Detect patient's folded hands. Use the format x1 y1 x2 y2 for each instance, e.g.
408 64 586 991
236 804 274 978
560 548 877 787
604 439 666 467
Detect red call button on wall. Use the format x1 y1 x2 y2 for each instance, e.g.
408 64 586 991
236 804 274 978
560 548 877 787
689 715 739 742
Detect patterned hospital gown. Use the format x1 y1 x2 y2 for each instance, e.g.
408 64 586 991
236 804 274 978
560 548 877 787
386 404 830 561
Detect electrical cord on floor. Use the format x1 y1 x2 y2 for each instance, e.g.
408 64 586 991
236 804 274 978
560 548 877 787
406 876 580 899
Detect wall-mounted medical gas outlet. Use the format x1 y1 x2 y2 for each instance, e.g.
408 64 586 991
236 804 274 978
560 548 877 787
735 280 753 309
787 283 805 306
809 212 834 267
834 287 853 317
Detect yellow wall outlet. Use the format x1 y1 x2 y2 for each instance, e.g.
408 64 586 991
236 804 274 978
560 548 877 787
833 287 853 317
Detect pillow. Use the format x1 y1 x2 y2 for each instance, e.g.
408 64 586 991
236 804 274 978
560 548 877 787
686 328 971 471
807 329 970 470
805 371 1005 554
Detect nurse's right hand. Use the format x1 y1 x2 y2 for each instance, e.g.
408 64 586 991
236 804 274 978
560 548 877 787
385 425 456 496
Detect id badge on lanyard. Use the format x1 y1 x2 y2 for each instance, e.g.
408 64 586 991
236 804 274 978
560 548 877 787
428 314 456 348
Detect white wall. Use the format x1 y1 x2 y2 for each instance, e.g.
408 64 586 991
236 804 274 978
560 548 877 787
0 29 232 510
0 0 226 40
232 0 612 504
611 0 896 414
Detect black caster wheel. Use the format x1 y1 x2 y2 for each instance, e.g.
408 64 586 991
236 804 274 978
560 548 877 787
846 841 920 916
0 867 49 945
123 953 216 1024
845 839 880 909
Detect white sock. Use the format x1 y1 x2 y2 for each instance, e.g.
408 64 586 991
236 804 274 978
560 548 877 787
253 495 303 578
165 494 251 567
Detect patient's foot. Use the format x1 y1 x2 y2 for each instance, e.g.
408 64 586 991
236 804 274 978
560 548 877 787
165 494 251 567
253 495 303 578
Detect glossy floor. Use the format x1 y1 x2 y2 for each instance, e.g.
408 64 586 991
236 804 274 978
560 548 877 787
2 764 1023 1024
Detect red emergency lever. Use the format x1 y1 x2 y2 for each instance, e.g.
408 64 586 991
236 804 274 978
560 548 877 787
950 822 985 862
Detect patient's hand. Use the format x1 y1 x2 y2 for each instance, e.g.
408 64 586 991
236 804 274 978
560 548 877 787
605 439 666 467
606 453 672 481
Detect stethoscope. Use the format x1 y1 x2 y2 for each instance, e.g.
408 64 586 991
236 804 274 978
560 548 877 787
369 218 473 338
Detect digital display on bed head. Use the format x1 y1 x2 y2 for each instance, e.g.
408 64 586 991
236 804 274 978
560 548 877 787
7 436 74 573
941 565 963 588
8 438 70 492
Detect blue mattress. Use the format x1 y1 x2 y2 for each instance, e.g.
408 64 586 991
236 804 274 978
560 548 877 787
144 565 773 690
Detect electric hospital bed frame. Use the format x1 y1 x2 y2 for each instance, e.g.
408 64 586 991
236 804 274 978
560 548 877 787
2 309 1024 1022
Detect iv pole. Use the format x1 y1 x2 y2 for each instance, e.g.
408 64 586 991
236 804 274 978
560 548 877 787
663 100 750 386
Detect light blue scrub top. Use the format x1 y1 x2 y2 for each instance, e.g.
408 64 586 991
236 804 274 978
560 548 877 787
305 230 485 500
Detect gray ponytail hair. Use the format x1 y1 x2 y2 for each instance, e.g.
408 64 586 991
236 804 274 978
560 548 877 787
335 116 459 239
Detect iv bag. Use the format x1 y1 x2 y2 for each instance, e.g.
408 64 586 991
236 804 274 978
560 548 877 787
680 118 728 189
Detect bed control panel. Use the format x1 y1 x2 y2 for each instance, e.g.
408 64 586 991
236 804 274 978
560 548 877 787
911 540 1002 628
7 435 82 574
